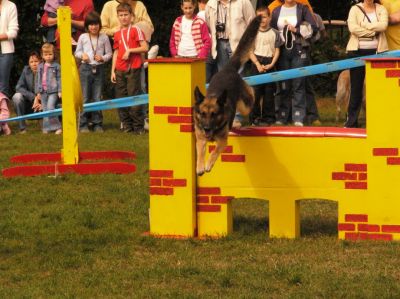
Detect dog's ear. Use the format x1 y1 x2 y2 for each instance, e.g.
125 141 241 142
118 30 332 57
217 89 227 107
194 86 205 104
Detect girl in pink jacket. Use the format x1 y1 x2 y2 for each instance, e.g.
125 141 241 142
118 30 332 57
169 0 211 59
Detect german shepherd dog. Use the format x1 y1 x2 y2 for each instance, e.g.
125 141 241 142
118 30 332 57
194 15 262 176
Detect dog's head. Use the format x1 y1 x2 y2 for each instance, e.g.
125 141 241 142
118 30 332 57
194 86 227 139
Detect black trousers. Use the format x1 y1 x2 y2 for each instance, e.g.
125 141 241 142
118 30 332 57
249 55 276 124
115 68 144 131
345 48 376 128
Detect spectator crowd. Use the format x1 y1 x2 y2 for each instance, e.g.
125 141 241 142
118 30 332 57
0 0 399 136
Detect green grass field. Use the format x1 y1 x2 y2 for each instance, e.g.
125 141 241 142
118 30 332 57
2 99 398 298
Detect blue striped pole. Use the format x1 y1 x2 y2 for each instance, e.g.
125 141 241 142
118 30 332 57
244 50 400 86
2 50 400 124
0 94 148 123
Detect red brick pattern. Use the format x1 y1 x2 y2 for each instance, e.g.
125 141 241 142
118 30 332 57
339 213 396 241
179 107 193 114
208 145 233 153
332 163 367 189
149 169 187 196
345 163 367 172
382 225 400 233
373 148 399 156
153 105 193 133
371 61 397 69
196 187 233 213
168 115 192 124
386 69 400 78
154 106 178 114
207 145 246 164
371 147 400 166
180 124 194 132
345 214 368 222
221 155 245 162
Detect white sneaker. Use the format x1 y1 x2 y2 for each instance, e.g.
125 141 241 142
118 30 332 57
144 118 149 131
275 121 283 125
55 129 62 135
294 122 303 127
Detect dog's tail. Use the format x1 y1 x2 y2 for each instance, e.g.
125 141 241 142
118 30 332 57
229 15 262 71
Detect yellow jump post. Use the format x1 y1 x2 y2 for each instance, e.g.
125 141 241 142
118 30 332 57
58 6 81 164
148 58 205 237
1 6 136 177
148 57 400 241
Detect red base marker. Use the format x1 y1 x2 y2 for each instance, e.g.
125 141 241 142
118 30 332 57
2 151 137 177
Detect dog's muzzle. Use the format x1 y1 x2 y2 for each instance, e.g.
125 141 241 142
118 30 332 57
203 127 213 139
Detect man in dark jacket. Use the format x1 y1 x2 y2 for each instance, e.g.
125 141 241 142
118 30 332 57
11 52 41 133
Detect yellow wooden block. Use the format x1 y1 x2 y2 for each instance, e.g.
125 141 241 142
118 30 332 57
148 59 205 237
149 56 400 241
197 201 232 237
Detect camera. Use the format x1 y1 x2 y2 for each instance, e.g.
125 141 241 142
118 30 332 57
216 22 225 33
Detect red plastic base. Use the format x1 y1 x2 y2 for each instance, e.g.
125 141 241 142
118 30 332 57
10 151 136 163
2 151 137 177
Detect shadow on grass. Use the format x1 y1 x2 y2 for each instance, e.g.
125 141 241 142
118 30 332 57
233 215 269 235
300 200 338 237
232 198 268 237
232 198 338 238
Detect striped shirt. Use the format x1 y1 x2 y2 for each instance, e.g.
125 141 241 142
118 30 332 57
170 15 211 58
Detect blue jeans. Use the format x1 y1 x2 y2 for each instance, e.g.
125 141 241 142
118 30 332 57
0 53 13 97
41 92 61 132
79 63 104 128
216 39 232 71
12 92 34 130
277 46 309 124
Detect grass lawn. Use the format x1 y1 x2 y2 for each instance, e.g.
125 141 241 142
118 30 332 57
1 99 398 298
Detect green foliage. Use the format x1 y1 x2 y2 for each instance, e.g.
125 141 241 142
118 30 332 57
310 29 349 96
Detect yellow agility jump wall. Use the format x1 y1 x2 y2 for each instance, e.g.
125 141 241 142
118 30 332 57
148 58 400 241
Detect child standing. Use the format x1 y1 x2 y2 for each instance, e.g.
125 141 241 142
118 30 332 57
33 43 62 134
169 0 211 59
75 11 112 133
111 3 148 134
249 6 282 126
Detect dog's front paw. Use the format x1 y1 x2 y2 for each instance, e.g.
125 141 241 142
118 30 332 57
196 166 205 176
205 162 214 173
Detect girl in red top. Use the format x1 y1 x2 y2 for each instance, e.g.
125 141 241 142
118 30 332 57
169 0 211 58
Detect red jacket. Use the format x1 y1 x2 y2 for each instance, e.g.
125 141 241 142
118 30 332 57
41 0 94 43
169 15 211 59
